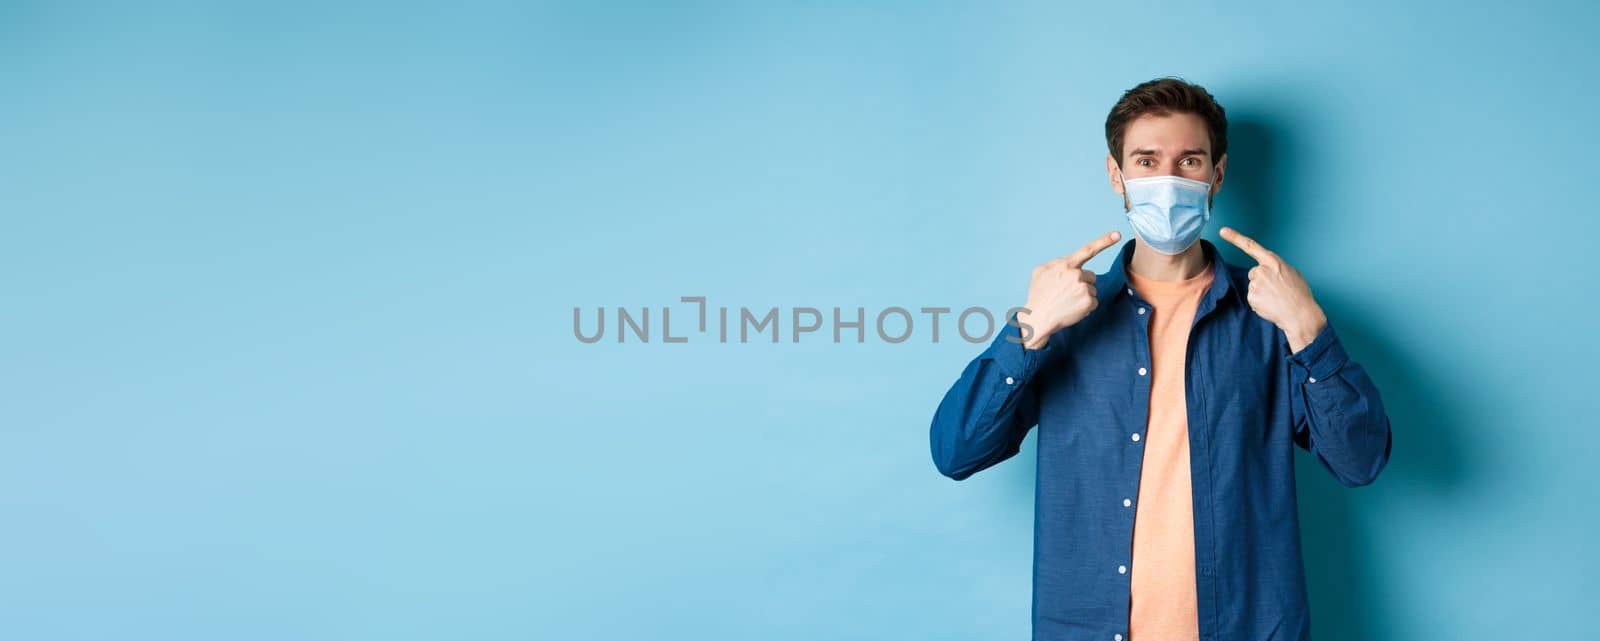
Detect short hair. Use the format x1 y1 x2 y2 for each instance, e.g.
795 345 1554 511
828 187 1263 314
1105 77 1228 167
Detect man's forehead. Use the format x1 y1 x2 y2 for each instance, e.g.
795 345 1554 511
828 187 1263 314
1123 113 1211 154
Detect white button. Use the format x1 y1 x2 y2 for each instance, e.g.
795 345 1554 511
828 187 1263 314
1137 307 1146 315
1005 376 1015 385
1131 433 1141 442
1118 564 1127 574
1115 635 1124 641
1123 498 1132 507
1308 376 1317 383
1138 367 1147 376
1127 288 1133 295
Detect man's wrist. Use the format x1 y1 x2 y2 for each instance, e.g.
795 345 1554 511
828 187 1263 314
1284 309 1328 354
1017 310 1055 350
1023 329 1053 350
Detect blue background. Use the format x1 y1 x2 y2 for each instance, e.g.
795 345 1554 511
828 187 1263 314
4 1 1596 639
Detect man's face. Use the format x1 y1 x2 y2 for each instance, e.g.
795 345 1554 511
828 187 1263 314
1106 112 1226 210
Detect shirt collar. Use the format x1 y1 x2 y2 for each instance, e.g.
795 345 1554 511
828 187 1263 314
1097 237 1245 309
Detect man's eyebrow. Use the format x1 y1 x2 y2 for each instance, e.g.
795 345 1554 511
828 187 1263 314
1127 147 1209 157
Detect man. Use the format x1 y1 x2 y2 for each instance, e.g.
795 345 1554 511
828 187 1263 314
928 78 1392 641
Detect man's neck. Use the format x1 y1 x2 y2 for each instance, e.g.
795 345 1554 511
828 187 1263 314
1128 240 1209 281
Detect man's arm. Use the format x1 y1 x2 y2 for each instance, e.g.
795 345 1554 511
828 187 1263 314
929 231 1120 480
1286 320 1394 487
1218 226 1393 487
930 320 1050 480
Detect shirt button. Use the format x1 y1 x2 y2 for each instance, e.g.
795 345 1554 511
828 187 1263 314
1123 498 1132 507
1115 635 1124 641
1118 564 1127 574
1308 376 1317 383
1131 433 1141 442
1137 307 1146 315
1127 288 1134 295
1137 367 1147 376
1005 376 1015 385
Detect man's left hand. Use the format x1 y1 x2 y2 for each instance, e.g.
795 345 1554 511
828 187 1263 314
1219 226 1328 354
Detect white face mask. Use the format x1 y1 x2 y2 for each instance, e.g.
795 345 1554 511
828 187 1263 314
1118 170 1213 255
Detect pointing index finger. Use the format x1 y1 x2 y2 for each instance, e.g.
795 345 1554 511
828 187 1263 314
1219 226 1280 265
1064 230 1122 269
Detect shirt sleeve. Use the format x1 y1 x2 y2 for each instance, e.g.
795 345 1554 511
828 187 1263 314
1285 320 1394 487
929 313 1058 480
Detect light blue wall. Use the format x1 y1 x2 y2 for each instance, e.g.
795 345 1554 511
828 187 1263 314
3 1 1596 639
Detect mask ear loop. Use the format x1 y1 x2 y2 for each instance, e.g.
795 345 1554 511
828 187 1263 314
1115 166 1135 216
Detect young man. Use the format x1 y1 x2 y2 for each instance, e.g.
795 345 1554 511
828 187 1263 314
928 78 1392 641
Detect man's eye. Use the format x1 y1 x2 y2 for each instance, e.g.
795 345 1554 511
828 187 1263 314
1182 158 1198 166
1138 159 1153 166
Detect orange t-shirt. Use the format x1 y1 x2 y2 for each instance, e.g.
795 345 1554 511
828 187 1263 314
1124 261 1214 641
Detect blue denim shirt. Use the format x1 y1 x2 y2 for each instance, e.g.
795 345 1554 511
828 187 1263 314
929 238 1392 641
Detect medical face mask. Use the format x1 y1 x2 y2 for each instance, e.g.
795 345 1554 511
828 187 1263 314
1119 171 1213 255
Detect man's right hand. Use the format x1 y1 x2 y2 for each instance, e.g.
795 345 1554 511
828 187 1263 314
1018 230 1121 350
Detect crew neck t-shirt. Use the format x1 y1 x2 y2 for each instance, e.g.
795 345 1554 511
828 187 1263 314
1123 260 1215 641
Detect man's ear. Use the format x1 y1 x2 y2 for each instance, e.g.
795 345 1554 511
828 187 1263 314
1211 153 1227 195
1106 153 1125 195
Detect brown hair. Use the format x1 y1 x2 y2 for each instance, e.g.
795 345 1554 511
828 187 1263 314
1105 77 1228 167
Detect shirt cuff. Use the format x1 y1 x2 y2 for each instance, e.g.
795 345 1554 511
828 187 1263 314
1286 320 1348 383
983 315 1053 383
